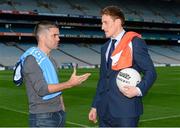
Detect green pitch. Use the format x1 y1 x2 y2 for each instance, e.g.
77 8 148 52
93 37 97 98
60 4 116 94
0 67 180 127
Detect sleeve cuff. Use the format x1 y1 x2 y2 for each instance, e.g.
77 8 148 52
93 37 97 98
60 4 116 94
136 87 143 96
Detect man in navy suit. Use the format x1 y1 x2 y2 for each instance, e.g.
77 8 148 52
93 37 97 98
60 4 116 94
88 6 157 127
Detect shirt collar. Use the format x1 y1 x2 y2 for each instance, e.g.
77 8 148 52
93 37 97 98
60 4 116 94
111 29 125 44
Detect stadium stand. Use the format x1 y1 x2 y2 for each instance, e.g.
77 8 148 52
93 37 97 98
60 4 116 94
148 45 180 65
0 42 23 66
0 0 179 68
0 0 179 23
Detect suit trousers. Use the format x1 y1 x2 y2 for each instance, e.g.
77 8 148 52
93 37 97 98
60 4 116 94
99 105 139 127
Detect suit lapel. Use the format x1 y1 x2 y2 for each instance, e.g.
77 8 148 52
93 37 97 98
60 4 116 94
102 40 111 71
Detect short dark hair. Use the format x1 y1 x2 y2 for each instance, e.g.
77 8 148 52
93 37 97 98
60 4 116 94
34 21 59 40
100 5 125 26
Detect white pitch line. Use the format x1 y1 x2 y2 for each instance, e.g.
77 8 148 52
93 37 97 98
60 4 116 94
0 106 28 115
2 105 180 126
0 106 88 127
140 114 180 122
66 121 88 127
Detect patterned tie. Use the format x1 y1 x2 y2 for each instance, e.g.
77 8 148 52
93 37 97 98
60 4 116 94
107 39 117 69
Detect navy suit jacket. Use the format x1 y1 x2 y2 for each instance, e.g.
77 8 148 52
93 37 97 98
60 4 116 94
92 37 157 118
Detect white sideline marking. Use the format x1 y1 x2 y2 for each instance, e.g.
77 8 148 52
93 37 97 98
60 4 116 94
140 114 180 122
4 105 180 126
66 121 88 127
0 106 28 115
0 106 88 127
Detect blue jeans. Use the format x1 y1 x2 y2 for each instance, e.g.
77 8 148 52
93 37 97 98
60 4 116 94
29 110 66 127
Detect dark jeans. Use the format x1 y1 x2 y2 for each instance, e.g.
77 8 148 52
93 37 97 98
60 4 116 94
29 110 66 127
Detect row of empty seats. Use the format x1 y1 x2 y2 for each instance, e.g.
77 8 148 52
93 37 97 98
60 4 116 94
0 42 180 67
0 43 23 66
0 0 179 23
0 26 179 41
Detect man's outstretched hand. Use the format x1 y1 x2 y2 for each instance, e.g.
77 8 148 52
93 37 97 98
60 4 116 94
48 67 91 93
67 67 91 88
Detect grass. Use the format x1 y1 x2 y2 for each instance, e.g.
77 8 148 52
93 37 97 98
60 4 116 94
0 67 180 127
